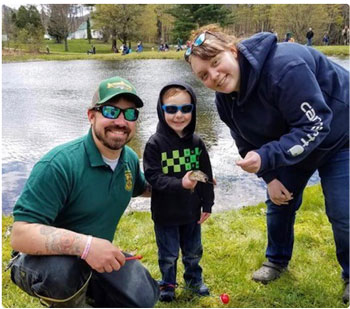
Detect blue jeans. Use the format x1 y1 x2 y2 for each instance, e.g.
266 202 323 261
307 38 312 46
266 148 349 280
11 253 159 307
154 221 203 286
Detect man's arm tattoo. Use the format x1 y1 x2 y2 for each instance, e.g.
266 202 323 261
39 225 83 255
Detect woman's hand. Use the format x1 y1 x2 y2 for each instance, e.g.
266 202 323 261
236 151 261 173
197 212 211 224
267 179 293 206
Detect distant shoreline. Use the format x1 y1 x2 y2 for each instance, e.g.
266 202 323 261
2 46 349 64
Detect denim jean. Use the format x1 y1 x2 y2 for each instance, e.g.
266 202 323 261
10 253 160 307
154 221 203 286
307 38 312 46
266 148 349 280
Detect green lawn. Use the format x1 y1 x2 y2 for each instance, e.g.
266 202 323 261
2 39 349 63
2 184 347 308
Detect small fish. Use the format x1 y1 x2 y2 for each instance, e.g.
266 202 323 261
189 170 213 184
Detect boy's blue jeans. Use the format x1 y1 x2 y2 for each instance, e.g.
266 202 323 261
10 252 160 307
154 221 203 286
266 148 349 280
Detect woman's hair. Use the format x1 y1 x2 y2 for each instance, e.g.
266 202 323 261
186 24 240 63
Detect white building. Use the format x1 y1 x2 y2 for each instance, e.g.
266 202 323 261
68 20 103 40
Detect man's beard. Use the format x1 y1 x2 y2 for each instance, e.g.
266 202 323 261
94 124 132 151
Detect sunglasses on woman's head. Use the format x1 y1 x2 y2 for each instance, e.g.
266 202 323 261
162 104 193 114
92 105 139 121
185 32 206 60
184 31 226 61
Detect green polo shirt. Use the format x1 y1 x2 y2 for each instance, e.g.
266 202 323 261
13 129 146 241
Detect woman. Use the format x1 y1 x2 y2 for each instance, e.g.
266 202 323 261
185 25 349 302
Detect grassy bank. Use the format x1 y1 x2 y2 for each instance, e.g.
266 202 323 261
2 39 349 63
2 49 184 63
2 184 347 308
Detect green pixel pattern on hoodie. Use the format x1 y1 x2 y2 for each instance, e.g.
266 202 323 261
161 147 202 174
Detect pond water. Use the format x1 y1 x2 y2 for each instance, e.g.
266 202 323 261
2 57 349 214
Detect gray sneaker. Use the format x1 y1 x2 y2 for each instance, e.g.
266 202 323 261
252 261 286 284
343 281 349 303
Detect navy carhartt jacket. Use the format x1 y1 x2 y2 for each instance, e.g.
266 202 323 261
215 32 349 184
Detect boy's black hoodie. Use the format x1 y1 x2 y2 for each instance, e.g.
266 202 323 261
143 81 214 226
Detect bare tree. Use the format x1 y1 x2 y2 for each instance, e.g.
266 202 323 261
47 4 78 51
2 5 16 48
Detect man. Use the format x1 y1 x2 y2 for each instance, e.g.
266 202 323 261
306 27 314 46
9 76 159 307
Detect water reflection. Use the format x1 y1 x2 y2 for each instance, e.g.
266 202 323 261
2 57 348 214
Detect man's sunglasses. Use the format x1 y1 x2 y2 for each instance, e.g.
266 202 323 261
162 104 193 114
92 105 139 121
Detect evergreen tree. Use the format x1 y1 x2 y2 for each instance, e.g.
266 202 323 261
86 17 92 44
168 4 232 41
12 5 44 52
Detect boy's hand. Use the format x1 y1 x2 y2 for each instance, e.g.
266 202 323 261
197 212 211 224
182 171 198 190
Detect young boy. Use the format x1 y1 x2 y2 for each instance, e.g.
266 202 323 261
143 81 215 302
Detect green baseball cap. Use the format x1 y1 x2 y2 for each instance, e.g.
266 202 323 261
91 76 143 107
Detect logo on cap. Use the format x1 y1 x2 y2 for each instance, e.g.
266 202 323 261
107 81 133 92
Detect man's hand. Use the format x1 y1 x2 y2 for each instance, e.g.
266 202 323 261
267 179 293 206
85 237 126 273
197 212 211 224
236 151 261 173
182 171 198 190
11 222 126 273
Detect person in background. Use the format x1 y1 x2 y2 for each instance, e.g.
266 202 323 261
143 81 214 302
306 27 314 46
284 32 294 42
177 37 183 51
322 33 330 46
9 76 160 307
137 41 143 52
185 24 349 303
122 44 130 55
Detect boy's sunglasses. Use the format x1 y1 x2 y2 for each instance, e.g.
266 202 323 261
92 105 139 121
162 104 193 114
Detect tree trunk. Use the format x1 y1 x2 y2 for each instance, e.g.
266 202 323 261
157 18 162 44
64 37 68 52
112 37 118 53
